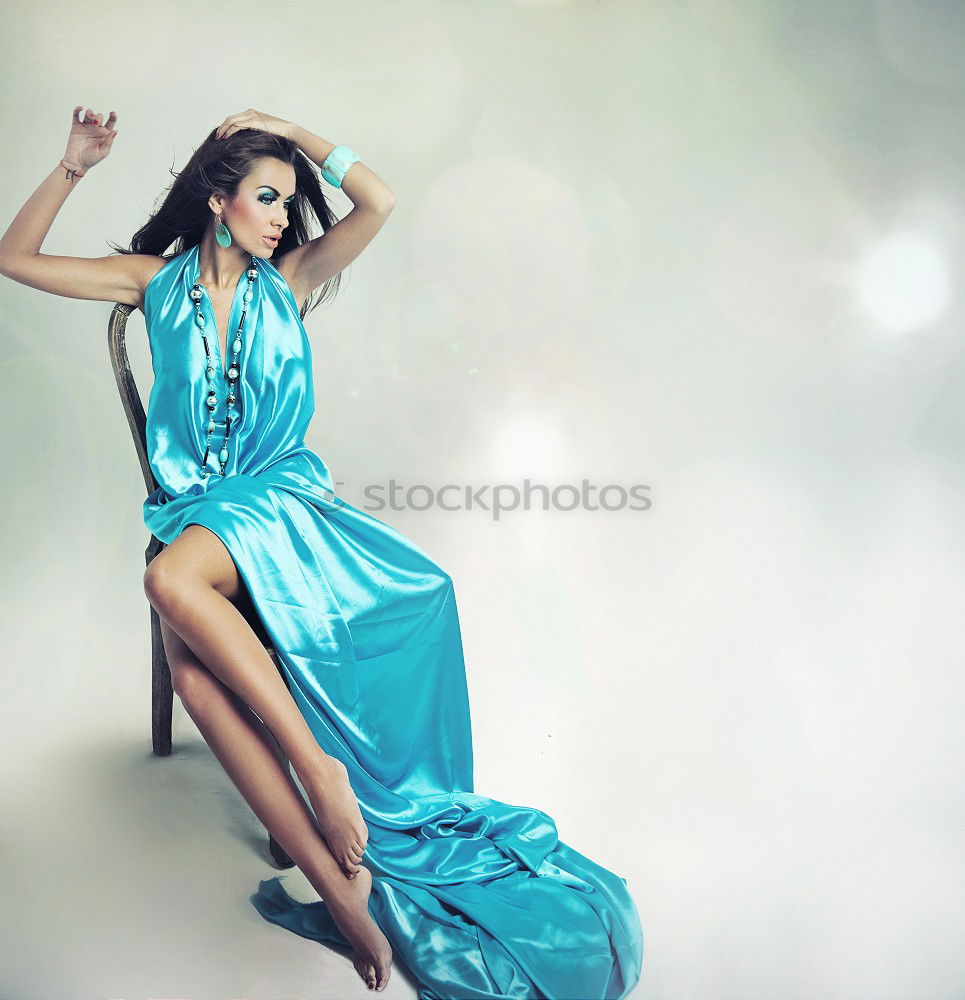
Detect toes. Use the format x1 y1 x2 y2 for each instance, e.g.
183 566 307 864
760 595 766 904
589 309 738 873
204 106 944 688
355 958 377 990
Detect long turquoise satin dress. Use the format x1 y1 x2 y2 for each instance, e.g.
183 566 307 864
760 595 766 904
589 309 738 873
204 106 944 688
141 243 644 999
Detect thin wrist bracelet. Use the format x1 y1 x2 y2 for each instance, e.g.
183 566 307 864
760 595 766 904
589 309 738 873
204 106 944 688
320 145 360 188
61 158 85 181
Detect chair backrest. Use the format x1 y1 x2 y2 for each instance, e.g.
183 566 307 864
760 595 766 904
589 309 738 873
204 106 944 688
107 303 159 499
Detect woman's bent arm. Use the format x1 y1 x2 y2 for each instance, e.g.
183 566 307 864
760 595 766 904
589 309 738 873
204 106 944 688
0 161 148 306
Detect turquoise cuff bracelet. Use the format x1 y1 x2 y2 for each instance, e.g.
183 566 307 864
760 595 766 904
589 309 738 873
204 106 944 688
320 145 361 188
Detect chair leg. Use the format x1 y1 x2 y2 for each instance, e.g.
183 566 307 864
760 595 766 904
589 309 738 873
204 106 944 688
269 834 296 868
151 602 173 757
147 536 173 756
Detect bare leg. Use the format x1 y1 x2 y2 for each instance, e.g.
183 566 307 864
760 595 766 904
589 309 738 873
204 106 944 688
159 615 392 991
144 524 368 880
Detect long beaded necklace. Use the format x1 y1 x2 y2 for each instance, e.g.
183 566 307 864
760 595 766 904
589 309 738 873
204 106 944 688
188 254 259 478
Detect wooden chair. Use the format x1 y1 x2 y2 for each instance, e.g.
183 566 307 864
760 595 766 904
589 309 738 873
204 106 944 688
107 302 295 869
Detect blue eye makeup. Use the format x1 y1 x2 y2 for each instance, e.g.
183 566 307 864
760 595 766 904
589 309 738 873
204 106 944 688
258 186 295 208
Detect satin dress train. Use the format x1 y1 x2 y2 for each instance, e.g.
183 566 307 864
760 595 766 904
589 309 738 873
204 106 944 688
141 243 644 998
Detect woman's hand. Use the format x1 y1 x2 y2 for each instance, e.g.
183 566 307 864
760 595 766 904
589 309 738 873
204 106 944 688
214 109 294 142
61 106 118 177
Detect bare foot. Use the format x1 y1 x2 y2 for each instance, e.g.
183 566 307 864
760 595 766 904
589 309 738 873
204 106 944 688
326 864 393 991
303 755 369 878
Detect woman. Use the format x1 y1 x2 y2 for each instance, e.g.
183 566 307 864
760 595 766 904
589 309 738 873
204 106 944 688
0 106 644 999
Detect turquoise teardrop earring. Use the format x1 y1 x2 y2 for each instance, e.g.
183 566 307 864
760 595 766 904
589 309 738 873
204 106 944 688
216 213 232 248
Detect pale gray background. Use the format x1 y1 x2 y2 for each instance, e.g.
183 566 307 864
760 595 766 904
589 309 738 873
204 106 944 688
1 1 963 998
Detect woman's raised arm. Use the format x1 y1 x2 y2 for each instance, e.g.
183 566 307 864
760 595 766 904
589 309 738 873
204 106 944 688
0 105 155 307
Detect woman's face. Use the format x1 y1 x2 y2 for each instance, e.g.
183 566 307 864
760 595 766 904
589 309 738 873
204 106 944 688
224 157 297 258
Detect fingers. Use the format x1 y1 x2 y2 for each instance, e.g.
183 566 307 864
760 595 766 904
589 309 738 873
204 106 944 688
74 106 117 128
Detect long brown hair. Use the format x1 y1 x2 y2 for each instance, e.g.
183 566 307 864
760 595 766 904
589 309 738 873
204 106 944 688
108 127 343 319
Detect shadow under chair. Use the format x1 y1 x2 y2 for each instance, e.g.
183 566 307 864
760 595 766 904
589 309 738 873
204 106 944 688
108 300 296 870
